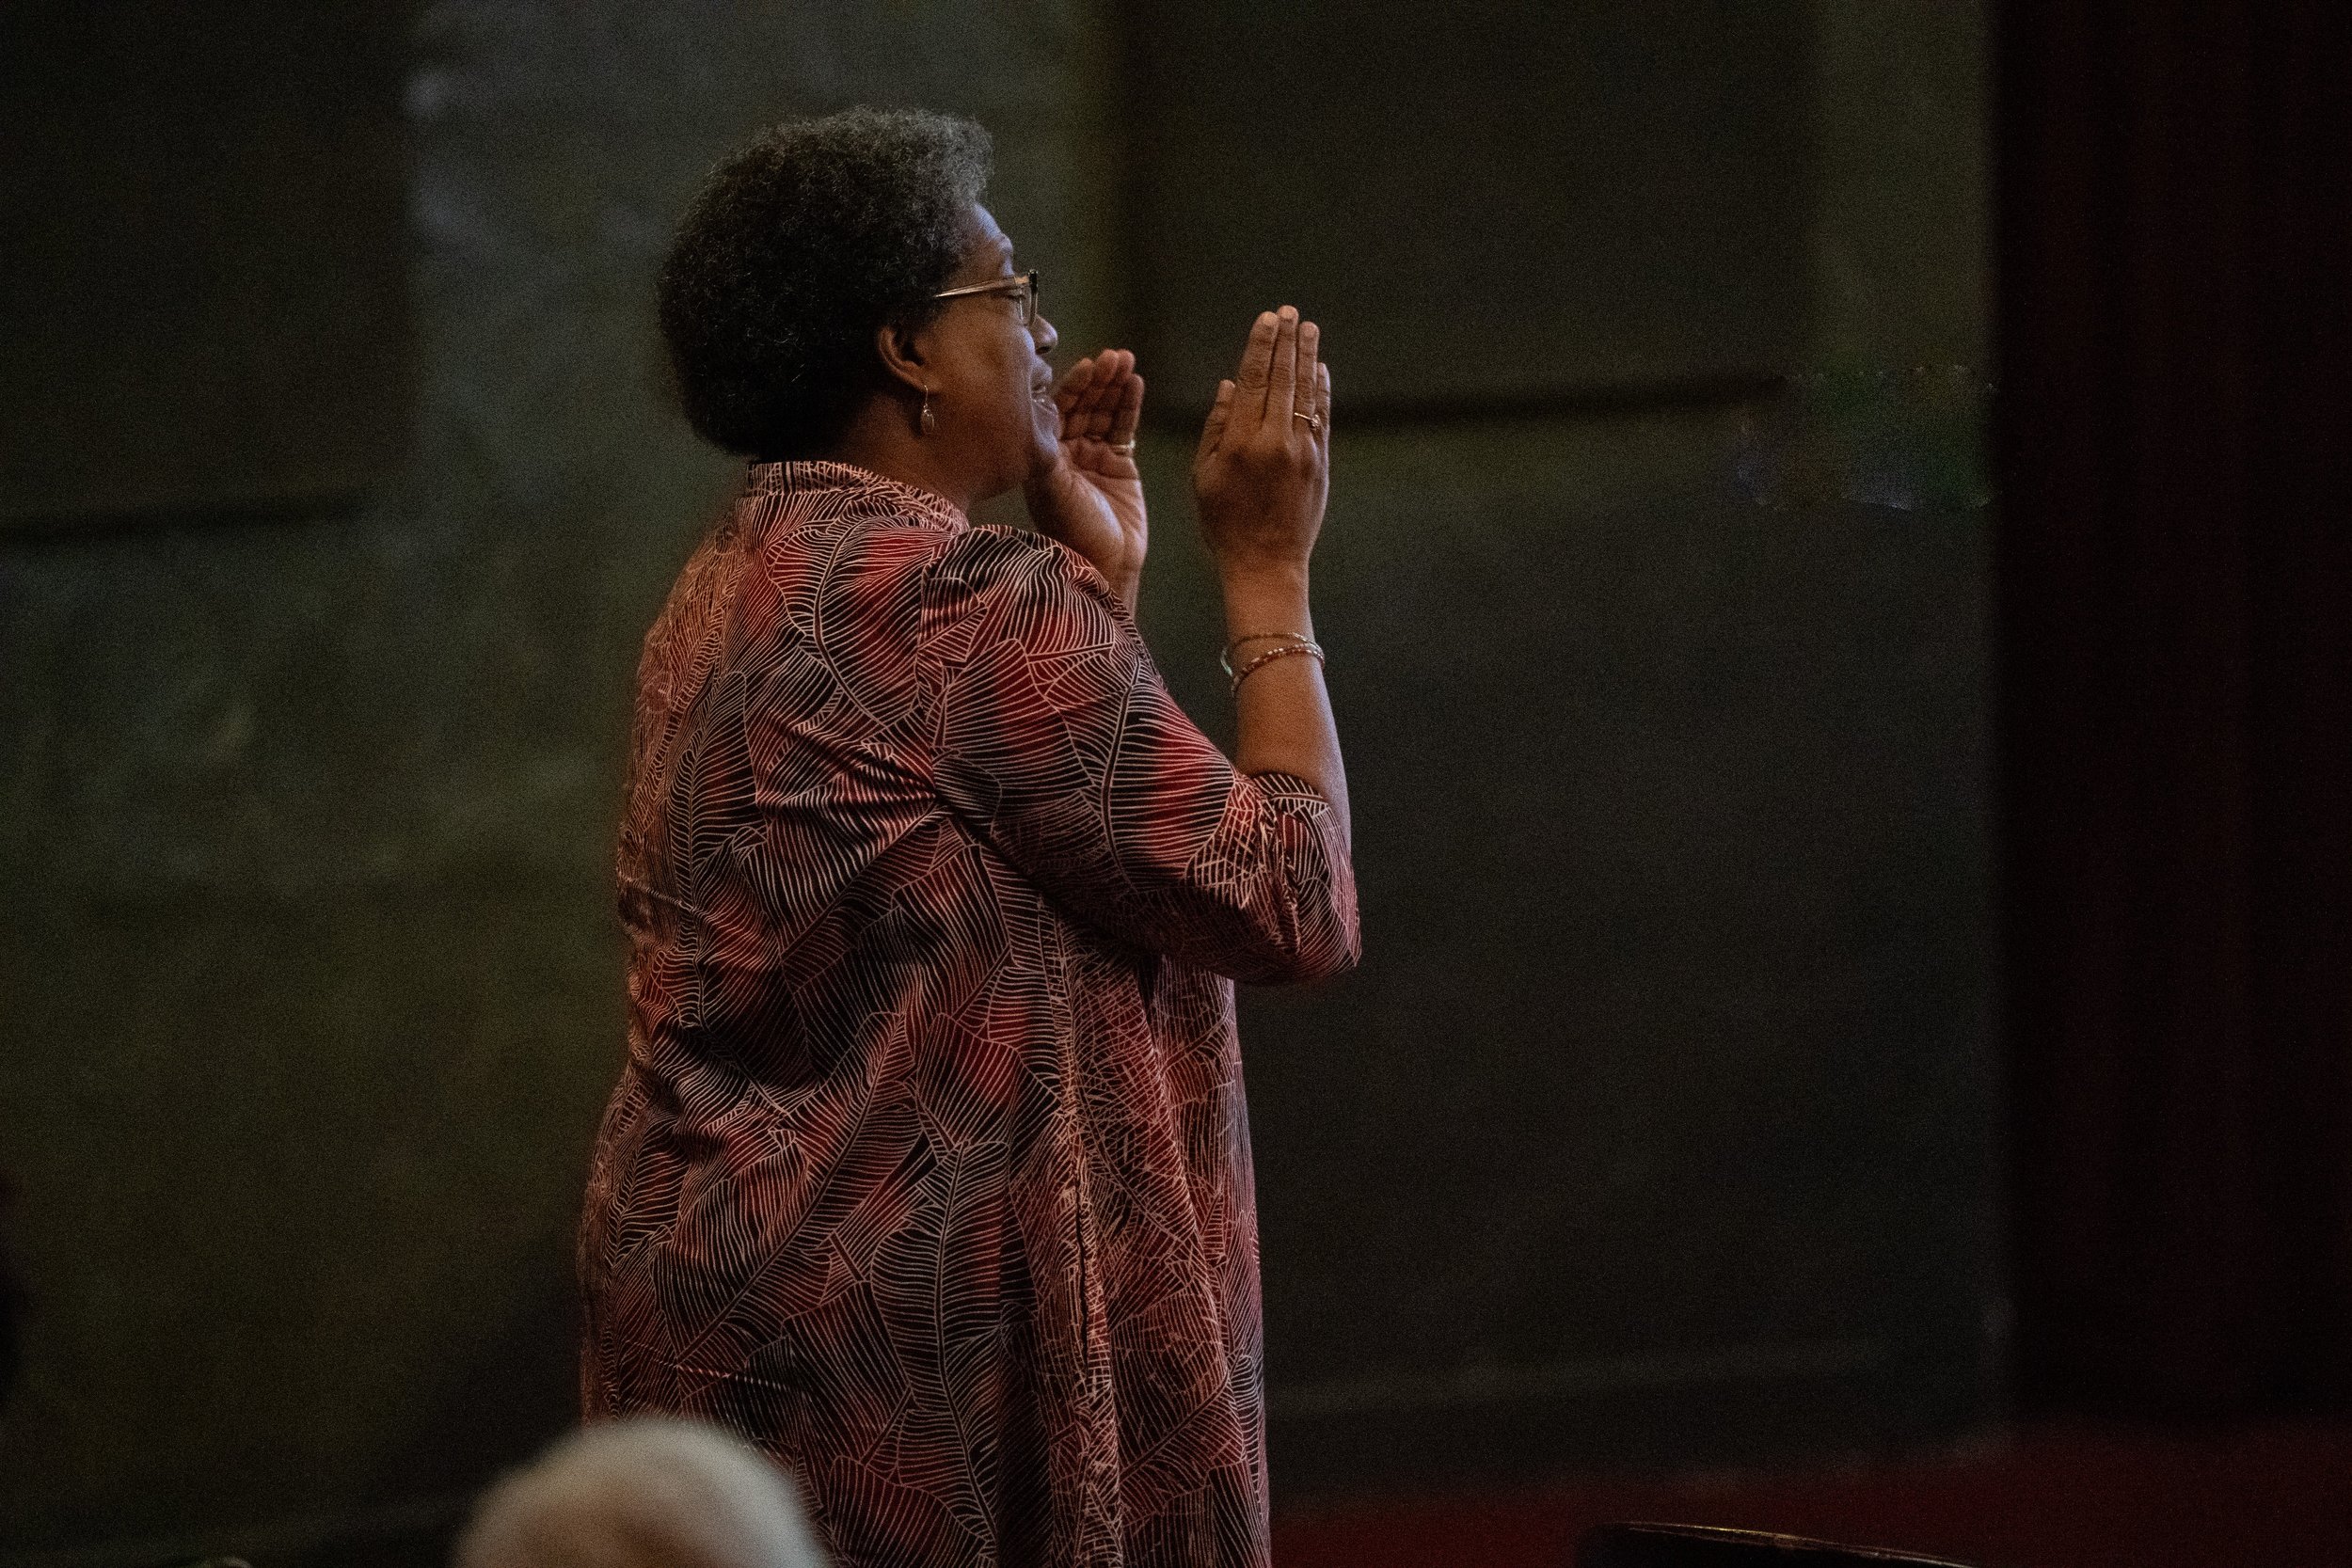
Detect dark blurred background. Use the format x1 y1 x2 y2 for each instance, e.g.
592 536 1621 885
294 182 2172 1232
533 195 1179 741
2 2 2345 1566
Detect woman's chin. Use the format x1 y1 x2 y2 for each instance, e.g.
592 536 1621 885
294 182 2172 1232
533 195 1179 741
1025 409 1063 475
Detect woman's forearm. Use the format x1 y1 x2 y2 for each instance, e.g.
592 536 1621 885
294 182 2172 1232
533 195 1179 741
1223 566 1350 847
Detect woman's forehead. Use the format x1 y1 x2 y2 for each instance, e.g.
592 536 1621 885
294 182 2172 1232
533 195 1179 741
966 204 1014 265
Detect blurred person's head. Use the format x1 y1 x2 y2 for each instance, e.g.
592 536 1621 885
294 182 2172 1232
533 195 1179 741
657 106 1061 505
453 1418 826 1568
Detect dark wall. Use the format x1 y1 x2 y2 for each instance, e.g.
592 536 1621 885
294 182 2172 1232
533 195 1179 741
0 3 1993 1561
0 1 413 521
1122 0 1812 410
1139 427 1994 1492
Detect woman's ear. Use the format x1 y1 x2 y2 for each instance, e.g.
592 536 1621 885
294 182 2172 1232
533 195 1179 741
874 320 930 395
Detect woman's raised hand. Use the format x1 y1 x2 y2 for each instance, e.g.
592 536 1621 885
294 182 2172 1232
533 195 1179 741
1025 349 1148 610
1193 308 1348 842
1191 307 1331 584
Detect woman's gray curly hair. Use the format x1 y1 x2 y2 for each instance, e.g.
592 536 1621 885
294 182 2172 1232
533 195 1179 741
658 107 993 459
453 1418 828 1568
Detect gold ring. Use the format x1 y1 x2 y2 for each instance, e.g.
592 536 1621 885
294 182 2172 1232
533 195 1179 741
1293 411 1323 432
1108 439 1137 455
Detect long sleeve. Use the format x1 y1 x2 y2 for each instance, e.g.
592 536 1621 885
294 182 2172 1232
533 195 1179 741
922 527 1359 985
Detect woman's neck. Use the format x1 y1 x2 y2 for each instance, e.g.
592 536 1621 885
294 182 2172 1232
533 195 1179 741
822 397 977 515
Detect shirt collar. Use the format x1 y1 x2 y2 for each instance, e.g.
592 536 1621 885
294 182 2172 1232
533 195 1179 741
743 460 969 531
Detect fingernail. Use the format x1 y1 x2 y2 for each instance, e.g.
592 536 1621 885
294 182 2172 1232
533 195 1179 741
1279 306 1297 321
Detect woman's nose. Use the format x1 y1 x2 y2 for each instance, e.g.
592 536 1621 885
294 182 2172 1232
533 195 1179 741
1031 312 1057 356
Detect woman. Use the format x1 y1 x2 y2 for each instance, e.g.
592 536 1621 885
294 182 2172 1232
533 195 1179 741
580 108 1357 1568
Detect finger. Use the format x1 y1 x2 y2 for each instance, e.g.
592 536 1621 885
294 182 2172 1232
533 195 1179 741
1293 318 1320 435
1198 377 1236 457
1233 311 1279 420
1315 360 1332 451
1056 355 1096 418
1067 361 1106 438
1089 354 1136 440
1086 350 1134 441
1266 307 1299 421
1111 364 1144 445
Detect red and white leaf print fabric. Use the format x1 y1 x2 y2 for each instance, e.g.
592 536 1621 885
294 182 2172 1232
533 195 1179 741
580 462 1359 1568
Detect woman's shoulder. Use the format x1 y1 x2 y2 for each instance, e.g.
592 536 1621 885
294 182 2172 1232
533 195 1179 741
927 522 1114 607
918 525 1130 667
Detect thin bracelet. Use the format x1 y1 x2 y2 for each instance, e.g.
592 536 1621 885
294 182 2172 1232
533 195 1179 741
1219 631 1312 678
1230 639 1326 694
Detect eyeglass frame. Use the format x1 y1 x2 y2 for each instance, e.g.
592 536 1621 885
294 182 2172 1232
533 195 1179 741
930 269 1043 327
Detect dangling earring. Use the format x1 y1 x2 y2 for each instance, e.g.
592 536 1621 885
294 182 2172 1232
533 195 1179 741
919 383 936 436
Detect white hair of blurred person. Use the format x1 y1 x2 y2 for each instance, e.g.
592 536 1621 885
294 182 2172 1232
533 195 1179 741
453 1418 828 1568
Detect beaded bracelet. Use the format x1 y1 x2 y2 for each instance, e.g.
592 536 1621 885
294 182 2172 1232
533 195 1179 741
1219 631 1312 678
1229 639 1326 694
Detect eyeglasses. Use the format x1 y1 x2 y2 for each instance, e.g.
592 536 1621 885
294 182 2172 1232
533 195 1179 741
930 269 1043 327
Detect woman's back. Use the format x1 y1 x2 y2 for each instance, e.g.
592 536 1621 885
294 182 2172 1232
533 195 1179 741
614 462 982 1089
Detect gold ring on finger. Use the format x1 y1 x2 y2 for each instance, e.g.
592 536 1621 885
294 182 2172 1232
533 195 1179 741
1293 411 1323 432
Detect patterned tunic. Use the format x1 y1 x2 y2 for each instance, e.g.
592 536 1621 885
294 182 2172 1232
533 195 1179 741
580 462 1359 1568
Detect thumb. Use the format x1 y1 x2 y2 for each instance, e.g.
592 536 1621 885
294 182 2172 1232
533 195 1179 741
1197 379 1236 459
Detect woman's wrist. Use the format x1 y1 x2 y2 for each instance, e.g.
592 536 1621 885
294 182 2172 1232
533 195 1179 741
1217 562 1312 641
